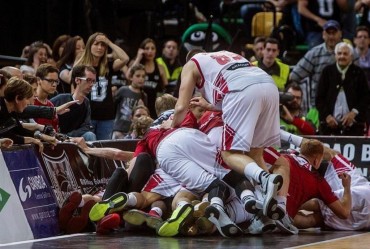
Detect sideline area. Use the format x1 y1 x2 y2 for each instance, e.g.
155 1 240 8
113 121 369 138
0 137 369 244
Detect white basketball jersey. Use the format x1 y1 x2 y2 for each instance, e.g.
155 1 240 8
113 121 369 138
191 51 273 108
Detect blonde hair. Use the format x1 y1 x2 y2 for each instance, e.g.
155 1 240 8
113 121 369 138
74 32 108 76
155 94 177 115
4 77 33 101
132 116 153 138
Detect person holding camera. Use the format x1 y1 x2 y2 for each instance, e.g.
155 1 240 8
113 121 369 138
316 42 369 136
280 82 316 135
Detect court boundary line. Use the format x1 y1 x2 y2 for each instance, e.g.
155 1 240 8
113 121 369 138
0 233 91 247
286 232 370 248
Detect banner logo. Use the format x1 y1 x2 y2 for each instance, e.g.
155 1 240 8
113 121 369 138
41 151 79 207
0 188 10 212
18 178 32 202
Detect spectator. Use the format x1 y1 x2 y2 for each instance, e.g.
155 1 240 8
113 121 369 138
252 37 290 91
290 19 343 109
316 42 369 136
127 38 168 119
355 0 370 27
280 82 316 135
74 32 130 140
0 77 44 152
156 39 183 94
52 34 71 63
33 64 60 131
56 36 86 94
51 65 97 141
298 0 347 48
112 64 148 139
353 26 370 88
124 115 153 139
1 66 23 79
249 36 266 63
20 42 49 75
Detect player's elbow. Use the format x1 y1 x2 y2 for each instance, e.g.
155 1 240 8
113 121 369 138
337 208 351 219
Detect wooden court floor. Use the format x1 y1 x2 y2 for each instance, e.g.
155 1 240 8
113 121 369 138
1 229 369 249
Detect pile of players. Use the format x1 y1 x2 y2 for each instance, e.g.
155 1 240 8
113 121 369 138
60 50 370 237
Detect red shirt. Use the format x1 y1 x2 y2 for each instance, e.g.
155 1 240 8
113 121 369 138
33 98 59 132
263 147 338 217
198 111 223 134
134 111 198 157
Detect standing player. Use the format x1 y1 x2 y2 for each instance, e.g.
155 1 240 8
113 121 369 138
171 49 283 219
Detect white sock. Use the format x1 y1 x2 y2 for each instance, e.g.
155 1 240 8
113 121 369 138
210 197 224 207
78 199 85 208
127 193 137 207
276 195 287 205
202 196 209 202
244 162 265 183
280 130 303 147
177 201 189 208
150 207 163 217
276 196 287 212
240 189 255 205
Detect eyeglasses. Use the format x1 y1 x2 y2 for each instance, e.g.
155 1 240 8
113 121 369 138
42 78 60 85
78 77 96 84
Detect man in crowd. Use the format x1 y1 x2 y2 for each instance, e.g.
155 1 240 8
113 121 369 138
290 20 342 109
51 65 97 141
252 37 290 91
316 42 369 136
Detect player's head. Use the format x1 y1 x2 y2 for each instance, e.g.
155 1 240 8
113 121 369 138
155 93 177 116
186 48 206 62
300 139 324 170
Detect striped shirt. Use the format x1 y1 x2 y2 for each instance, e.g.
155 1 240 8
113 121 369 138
290 43 336 108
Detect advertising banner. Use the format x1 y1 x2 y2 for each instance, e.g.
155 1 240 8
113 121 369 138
0 150 34 244
37 143 117 207
2 147 59 239
287 136 370 179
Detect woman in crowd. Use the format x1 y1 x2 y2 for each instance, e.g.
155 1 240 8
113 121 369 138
74 32 129 140
127 38 167 119
56 36 85 94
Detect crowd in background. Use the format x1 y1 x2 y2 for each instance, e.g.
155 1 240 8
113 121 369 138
1 0 370 147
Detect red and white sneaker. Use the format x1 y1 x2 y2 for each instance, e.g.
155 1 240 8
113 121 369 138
96 213 121 235
59 191 82 231
65 200 97 234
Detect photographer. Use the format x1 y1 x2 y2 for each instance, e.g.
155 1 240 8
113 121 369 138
280 82 316 135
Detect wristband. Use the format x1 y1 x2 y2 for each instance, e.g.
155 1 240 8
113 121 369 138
34 130 42 139
351 108 359 115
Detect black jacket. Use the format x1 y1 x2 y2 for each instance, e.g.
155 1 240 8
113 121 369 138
316 63 370 123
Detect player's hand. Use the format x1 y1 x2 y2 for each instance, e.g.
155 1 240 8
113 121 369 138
339 172 351 189
160 119 173 130
190 96 213 110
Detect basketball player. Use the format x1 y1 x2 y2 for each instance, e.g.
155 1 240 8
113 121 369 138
171 49 283 220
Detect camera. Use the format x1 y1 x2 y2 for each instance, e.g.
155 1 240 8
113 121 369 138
279 92 294 115
43 125 56 136
279 92 294 105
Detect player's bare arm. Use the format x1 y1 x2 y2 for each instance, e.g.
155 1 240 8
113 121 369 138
328 173 352 219
171 61 197 127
